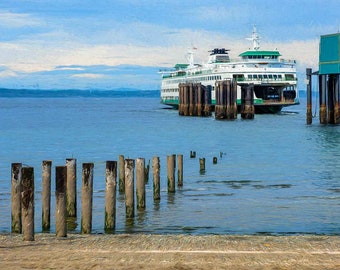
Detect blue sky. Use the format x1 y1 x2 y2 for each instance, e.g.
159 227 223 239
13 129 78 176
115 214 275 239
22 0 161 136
0 0 339 90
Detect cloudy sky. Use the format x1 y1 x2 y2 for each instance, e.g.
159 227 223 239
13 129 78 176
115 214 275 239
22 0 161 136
0 0 339 90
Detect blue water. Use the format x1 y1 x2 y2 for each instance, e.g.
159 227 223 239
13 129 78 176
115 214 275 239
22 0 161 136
0 90 339 235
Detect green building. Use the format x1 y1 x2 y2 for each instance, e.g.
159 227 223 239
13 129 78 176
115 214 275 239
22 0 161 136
319 32 340 75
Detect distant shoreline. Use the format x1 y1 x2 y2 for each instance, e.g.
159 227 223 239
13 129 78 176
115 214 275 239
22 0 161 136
0 88 160 98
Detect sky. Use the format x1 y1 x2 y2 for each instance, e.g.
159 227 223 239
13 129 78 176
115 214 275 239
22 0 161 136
0 0 339 90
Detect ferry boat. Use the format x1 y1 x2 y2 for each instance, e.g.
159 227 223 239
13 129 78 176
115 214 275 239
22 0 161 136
159 26 299 113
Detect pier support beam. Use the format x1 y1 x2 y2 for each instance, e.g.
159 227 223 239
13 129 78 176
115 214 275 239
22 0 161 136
241 84 255 119
306 68 313 125
319 74 327 124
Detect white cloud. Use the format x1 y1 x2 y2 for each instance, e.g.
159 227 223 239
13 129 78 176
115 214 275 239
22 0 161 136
0 10 43 27
71 73 106 79
0 69 17 78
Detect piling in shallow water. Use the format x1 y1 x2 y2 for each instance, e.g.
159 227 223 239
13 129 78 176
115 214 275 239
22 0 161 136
125 159 135 219
81 163 94 234
167 155 175 193
177 154 183 187
119 155 125 193
21 167 34 241
152 157 160 201
11 163 22 234
66 158 77 218
104 161 117 232
56 166 67 238
42 160 52 232
136 158 146 210
199 158 206 174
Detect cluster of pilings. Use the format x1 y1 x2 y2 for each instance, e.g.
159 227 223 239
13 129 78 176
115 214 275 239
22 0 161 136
306 68 340 124
215 80 237 119
179 81 255 120
10 155 183 240
178 83 212 116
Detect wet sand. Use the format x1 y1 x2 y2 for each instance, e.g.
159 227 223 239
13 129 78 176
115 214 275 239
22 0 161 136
1 233 339 269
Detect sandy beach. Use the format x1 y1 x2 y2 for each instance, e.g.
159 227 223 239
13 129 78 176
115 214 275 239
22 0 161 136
1 233 339 269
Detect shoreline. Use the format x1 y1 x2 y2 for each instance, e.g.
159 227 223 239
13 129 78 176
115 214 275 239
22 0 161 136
1 233 339 269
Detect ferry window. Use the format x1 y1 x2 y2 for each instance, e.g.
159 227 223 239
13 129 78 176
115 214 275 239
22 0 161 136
253 74 258 79
263 75 268 79
273 75 277 79
248 75 252 79
278 75 282 79
258 75 263 79
268 75 273 79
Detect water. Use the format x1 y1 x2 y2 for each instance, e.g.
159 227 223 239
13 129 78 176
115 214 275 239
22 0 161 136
0 90 339 235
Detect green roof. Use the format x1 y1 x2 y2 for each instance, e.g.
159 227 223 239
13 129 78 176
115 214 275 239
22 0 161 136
239 50 281 57
174 64 189 69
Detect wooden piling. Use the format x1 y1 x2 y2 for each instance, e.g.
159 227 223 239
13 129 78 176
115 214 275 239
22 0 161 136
319 74 327 124
144 159 150 183
119 155 125 193
66 158 77 218
241 84 255 119
328 75 335 124
306 68 313 125
56 166 67 237
81 163 94 234
334 75 340 124
215 81 227 119
11 163 22 233
42 160 52 232
125 159 135 219
136 158 146 210
177 154 183 187
104 161 117 232
203 85 212 116
167 155 175 193
190 151 196 158
152 157 160 201
21 167 34 241
199 158 206 174
213 157 218 164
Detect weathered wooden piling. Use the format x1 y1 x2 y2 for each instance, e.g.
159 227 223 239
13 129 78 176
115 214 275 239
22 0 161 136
179 83 212 116
119 155 125 193
306 68 313 125
136 158 146 210
42 160 52 231
21 167 34 241
11 163 22 233
125 159 135 219
144 159 150 183
66 158 77 218
55 166 67 237
204 85 213 116
328 75 335 124
215 80 237 120
241 84 255 119
152 157 160 201
334 74 340 124
319 75 327 124
177 154 183 187
213 157 218 164
190 151 196 158
104 161 117 232
167 155 175 193
81 163 94 234
199 158 206 174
